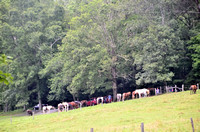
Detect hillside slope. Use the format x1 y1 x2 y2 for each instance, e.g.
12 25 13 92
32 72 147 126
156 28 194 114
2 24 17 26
0 91 200 132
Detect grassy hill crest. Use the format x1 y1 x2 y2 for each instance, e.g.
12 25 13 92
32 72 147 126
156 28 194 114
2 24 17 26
0 91 200 132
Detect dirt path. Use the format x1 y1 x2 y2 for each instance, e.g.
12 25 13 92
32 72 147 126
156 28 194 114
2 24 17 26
13 109 58 117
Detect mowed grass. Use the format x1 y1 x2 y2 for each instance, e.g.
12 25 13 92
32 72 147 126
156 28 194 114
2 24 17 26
0 91 200 132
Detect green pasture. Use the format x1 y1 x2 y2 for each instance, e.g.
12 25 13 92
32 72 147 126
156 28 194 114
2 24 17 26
0 91 200 132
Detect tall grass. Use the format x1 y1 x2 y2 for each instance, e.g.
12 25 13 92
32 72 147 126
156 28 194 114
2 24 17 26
0 91 199 132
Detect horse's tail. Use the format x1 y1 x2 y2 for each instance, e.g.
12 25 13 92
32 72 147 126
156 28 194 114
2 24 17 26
132 92 135 99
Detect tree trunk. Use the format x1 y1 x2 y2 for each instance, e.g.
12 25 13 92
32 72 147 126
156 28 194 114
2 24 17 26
23 105 26 111
72 94 76 101
4 103 8 112
112 70 117 102
111 55 117 102
101 22 118 101
161 8 165 25
38 91 42 110
37 79 42 110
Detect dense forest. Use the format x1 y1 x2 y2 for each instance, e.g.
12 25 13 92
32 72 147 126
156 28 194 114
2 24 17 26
0 0 199 111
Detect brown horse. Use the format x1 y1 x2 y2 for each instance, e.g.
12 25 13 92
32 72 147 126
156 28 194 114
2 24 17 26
190 85 197 94
26 109 33 116
122 92 131 101
81 100 87 107
69 101 80 109
132 91 139 99
147 88 156 96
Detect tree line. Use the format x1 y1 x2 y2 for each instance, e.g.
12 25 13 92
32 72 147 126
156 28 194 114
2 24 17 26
0 0 199 111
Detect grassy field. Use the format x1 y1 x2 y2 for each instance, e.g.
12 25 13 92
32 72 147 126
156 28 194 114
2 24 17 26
0 91 200 132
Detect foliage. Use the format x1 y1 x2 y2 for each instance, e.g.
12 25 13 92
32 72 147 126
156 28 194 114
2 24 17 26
133 25 184 85
0 0 67 110
0 54 13 85
0 0 200 110
188 33 200 82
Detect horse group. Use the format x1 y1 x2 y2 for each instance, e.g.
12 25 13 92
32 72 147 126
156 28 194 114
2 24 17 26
58 101 81 112
78 89 150 105
27 85 198 116
121 88 150 102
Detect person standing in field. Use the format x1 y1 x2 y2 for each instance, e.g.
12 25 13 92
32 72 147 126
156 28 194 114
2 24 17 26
156 88 159 94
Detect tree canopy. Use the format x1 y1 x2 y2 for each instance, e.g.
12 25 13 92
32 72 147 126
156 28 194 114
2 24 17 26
0 0 199 111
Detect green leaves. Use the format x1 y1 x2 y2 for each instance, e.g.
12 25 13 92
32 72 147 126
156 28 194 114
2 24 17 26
188 34 200 77
133 25 184 85
0 54 13 85
0 0 199 109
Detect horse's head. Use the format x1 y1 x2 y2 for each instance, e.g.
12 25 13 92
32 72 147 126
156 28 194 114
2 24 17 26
146 90 150 96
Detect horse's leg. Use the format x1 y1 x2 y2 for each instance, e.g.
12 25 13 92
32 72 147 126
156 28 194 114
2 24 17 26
66 105 68 111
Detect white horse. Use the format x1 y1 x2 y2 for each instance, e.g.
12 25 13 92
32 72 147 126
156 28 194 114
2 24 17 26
43 105 55 113
62 102 69 111
134 89 149 98
117 94 122 102
97 97 104 104
58 103 64 112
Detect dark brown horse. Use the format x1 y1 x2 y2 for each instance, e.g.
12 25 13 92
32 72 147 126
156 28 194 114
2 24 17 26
81 100 87 107
122 92 131 101
69 101 80 109
147 88 156 96
190 85 197 94
26 109 33 116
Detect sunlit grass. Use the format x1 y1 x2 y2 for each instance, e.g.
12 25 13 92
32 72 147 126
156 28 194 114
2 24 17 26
0 91 199 132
